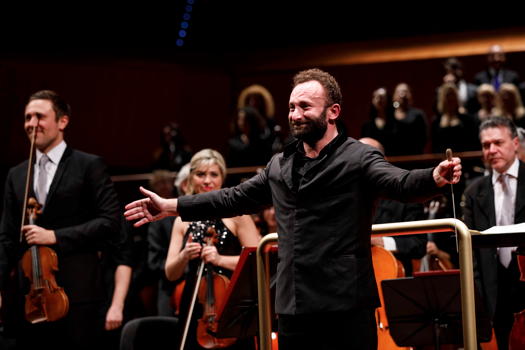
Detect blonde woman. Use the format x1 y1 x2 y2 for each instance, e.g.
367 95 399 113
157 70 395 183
165 149 260 349
476 84 497 122
494 83 525 127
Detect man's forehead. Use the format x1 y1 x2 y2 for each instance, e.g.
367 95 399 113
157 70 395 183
290 81 326 101
25 99 53 113
480 126 512 141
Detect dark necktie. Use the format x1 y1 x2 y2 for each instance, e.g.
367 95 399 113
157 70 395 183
492 73 501 91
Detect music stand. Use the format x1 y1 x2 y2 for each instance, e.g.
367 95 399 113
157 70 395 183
214 245 278 338
381 270 492 349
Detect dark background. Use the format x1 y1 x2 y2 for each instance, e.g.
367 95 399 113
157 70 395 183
2 1 525 185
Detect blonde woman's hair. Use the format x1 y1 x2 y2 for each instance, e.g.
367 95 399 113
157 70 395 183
186 149 227 195
437 83 459 114
495 83 525 121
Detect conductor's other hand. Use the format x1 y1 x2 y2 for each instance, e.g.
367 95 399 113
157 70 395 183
433 157 461 187
124 186 177 227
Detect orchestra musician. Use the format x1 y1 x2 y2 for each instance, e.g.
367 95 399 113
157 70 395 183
0 90 121 349
125 68 462 350
463 116 525 350
164 149 260 349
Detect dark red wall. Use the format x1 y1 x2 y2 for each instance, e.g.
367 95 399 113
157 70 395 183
3 51 525 175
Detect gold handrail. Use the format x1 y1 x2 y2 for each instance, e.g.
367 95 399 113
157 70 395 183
256 219 478 350
256 233 278 350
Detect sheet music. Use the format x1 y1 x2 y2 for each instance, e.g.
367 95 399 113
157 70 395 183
481 222 525 234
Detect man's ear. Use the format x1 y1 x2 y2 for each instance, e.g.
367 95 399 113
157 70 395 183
327 104 341 122
58 115 69 131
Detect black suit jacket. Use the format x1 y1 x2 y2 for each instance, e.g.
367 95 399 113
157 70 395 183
178 134 441 314
474 68 520 88
462 160 525 317
0 147 121 303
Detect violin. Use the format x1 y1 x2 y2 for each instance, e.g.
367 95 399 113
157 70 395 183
18 124 68 323
21 198 69 323
177 226 236 349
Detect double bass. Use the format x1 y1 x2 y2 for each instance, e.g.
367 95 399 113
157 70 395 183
19 124 69 323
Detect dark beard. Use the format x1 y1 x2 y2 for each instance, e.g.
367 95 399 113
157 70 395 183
289 108 328 146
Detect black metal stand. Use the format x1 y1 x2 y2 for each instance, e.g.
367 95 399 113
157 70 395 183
381 270 492 349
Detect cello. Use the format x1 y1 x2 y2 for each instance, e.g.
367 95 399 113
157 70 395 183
177 226 236 349
19 123 69 323
372 244 410 350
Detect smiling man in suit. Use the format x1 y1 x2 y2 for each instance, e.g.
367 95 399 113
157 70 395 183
462 116 525 350
0 90 121 350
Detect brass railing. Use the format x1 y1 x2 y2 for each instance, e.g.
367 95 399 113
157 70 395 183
256 219 478 350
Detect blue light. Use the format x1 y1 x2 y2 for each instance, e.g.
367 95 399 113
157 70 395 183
183 13 191 20
181 21 188 29
185 5 192 12
179 30 187 38
176 39 184 47
187 0 194 4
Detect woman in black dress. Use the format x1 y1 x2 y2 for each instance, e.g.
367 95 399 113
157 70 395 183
165 149 261 350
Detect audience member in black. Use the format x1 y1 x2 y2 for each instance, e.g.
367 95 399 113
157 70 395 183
147 164 190 317
360 87 395 152
152 122 192 172
389 82 428 156
494 83 525 128
474 44 520 91
476 84 498 123
431 83 480 154
227 106 274 167
238 85 287 155
359 137 427 276
438 57 479 115
238 84 276 130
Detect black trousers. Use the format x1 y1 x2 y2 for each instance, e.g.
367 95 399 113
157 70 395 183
493 261 525 350
278 308 377 350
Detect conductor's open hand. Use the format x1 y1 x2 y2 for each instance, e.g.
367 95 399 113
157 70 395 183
124 186 177 227
433 157 461 187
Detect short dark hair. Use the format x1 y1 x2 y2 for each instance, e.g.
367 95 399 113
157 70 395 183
28 90 71 120
293 68 342 107
479 116 517 139
444 57 462 71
